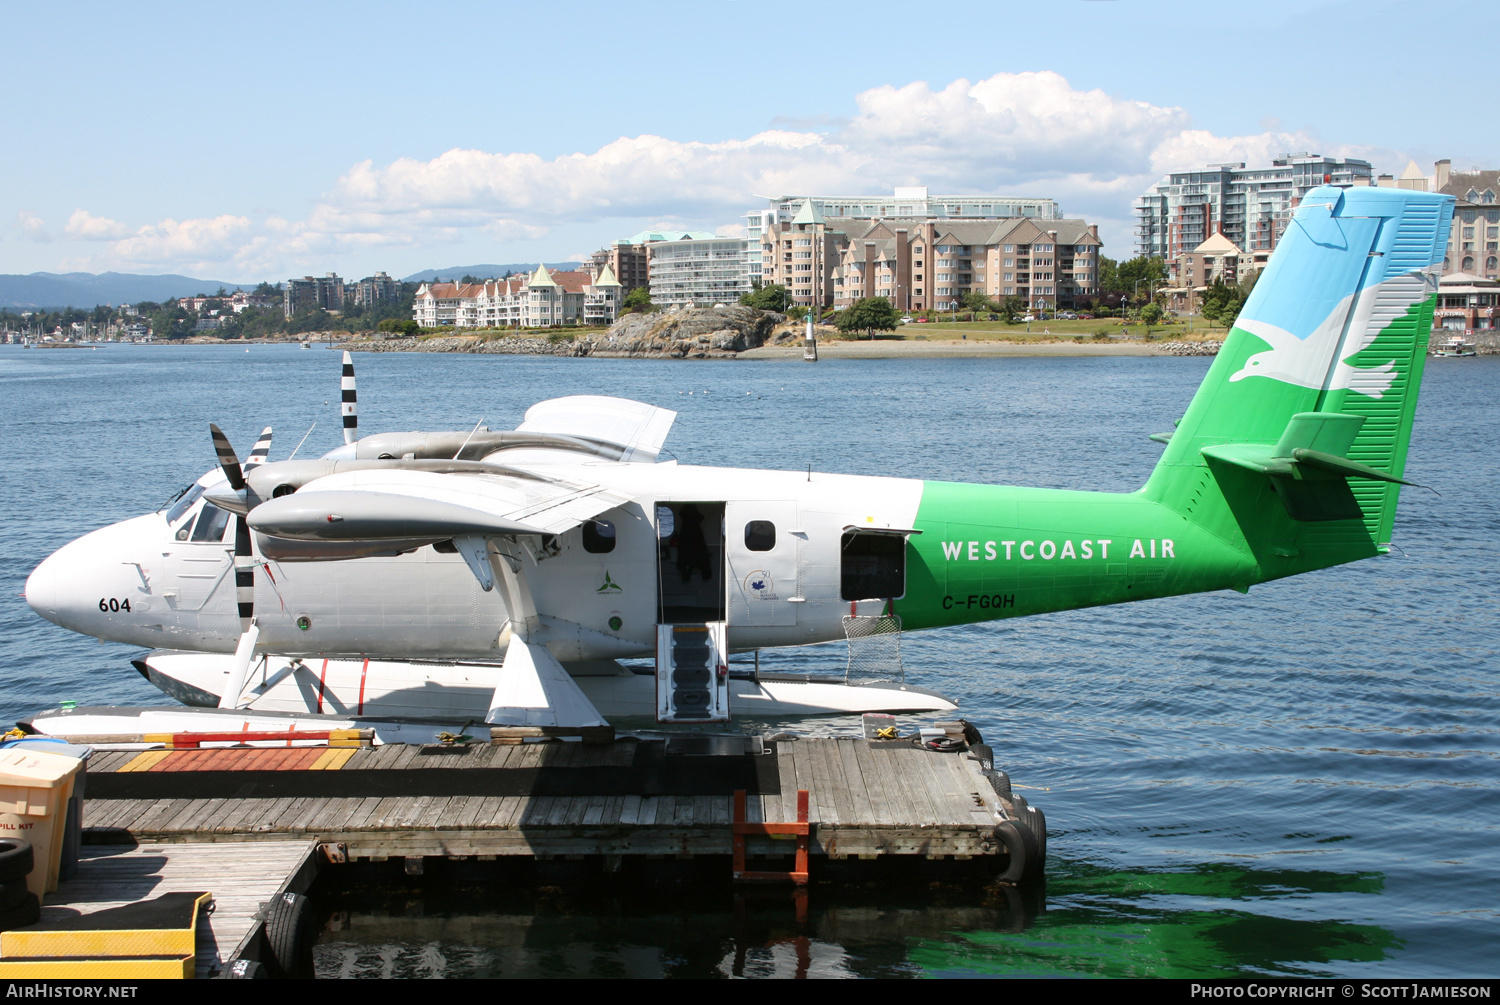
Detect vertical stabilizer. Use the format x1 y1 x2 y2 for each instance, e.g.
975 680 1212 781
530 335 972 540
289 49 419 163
1144 186 1452 576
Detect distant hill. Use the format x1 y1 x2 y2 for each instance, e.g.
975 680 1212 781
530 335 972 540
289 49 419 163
0 272 254 310
401 263 582 283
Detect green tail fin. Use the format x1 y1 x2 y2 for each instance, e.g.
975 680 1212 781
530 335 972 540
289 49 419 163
1143 185 1452 580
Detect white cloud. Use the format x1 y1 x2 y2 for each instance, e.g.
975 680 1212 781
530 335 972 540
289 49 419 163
16 211 50 243
63 71 1406 274
107 215 255 273
63 209 130 241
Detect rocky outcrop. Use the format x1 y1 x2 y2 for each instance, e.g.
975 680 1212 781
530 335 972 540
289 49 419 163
1154 341 1221 356
594 305 786 358
349 335 591 356
347 306 790 359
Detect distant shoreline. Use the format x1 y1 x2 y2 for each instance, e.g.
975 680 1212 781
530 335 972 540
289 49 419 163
7 334 1224 359
742 339 1218 359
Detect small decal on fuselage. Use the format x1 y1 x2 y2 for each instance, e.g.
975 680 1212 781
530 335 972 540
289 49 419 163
596 571 622 594
938 538 1175 561
745 570 777 600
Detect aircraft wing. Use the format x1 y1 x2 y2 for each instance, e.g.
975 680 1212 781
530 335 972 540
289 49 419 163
515 396 676 463
247 467 635 545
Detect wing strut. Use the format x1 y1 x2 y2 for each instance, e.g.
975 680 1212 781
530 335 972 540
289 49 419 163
484 538 607 728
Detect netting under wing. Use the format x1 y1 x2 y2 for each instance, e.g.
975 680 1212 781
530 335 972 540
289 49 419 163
843 615 906 686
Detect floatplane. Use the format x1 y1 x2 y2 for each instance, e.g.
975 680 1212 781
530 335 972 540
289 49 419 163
23 186 1451 743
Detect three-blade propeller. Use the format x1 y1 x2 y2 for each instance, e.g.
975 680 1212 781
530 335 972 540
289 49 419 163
211 423 271 709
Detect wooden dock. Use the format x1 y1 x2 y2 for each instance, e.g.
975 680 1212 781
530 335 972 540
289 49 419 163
10 841 316 978
80 736 1034 867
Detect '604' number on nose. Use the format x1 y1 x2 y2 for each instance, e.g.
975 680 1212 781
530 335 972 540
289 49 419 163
98 598 131 613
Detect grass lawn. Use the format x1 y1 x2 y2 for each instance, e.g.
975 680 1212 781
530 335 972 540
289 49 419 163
856 315 1229 341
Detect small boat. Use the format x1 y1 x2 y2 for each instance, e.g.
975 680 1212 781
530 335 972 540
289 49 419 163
1433 335 1477 357
301 340 312 349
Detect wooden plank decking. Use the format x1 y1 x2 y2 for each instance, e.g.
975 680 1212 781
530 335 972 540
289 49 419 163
82 738 1010 864
41 840 317 977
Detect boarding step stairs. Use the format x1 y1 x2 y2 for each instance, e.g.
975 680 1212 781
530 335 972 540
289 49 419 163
655 622 729 723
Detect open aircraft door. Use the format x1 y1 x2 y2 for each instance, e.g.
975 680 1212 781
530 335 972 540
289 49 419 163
725 500 800 627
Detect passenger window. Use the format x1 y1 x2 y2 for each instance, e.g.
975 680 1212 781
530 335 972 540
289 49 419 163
582 519 616 554
745 520 776 552
841 532 906 600
655 505 675 540
189 503 232 543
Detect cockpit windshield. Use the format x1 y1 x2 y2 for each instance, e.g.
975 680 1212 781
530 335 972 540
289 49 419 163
189 502 232 543
164 484 205 523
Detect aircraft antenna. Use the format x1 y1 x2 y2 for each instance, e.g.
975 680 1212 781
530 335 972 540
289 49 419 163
452 418 486 460
287 422 317 461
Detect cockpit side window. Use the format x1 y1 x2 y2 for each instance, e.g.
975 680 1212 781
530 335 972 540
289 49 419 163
165 484 205 524
189 502 232 543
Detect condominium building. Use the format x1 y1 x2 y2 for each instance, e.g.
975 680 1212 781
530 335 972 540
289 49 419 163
647 237 753 306
284 273 344 319
1160 233 1270 314
349 271 401 307
1376 159 1500 280
411 265 620 329
761 186 1060 225
741 208 778 285
758 200 1103 312
1134 153 1374 259
581 230 714 293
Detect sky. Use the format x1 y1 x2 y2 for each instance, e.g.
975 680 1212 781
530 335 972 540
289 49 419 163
2 0 1495 282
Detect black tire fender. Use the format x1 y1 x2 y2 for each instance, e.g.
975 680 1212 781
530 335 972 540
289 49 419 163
216 959 267 979
0 840 33 885
1024 804 1048 864
263 891 315 978
993 819 1039 885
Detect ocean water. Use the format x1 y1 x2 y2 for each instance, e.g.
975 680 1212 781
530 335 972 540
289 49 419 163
1 343 1495 978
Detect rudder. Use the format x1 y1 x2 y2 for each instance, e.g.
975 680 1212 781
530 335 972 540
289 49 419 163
1143 185 1452 575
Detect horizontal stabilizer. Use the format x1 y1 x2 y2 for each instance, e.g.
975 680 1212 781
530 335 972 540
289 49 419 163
1200 443 1410 485
1201 411 1414 523
486 637 608 727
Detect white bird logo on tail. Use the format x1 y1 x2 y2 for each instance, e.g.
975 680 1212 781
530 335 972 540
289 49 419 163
1228 274 1429 400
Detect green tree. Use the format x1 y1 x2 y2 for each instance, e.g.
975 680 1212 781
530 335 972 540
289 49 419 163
1097 255 1119 294
739 284 791 312
835 296 899 338
622 287 653 312
146 303 194 340
1116 256 1170 300
1140 302 1164 325
960 291 995 314
1102 256 1167 299
1198 279 1235 326
1000 295 1027 324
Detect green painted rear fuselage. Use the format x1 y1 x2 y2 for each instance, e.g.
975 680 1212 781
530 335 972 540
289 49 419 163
898 482 1255 632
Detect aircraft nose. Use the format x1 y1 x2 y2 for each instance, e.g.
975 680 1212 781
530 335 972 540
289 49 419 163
23 554 60 622
24 514 164 635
